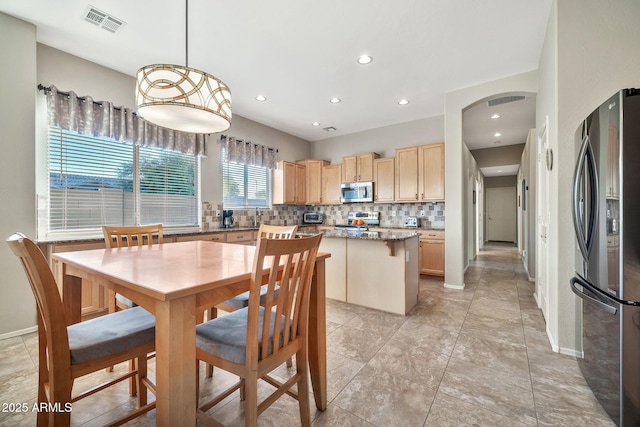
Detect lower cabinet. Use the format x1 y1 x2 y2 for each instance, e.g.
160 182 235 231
419 231 444 276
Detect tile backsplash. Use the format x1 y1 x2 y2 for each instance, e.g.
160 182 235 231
202 201 445 230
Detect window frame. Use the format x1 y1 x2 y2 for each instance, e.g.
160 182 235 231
221 149 272 209
41 126 201 240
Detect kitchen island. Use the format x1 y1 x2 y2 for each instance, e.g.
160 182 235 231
297 229 419 315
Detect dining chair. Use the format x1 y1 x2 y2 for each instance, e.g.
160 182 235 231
195 233 322 427
6 233 156 427
206 224 298 377
102 224 164 391
102 224 164 312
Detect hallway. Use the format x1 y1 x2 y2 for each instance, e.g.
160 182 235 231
0 243 615 426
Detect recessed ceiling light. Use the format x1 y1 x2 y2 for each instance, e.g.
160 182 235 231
491 114 501 119
398 99 410 105
357 55 373 65
330 97 341 104
255 95 266 101
312 122 320 127
494 132 501 137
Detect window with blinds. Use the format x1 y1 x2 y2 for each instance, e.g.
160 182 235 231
222 151 271 208
48 127 199 232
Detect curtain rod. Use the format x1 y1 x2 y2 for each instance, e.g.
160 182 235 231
220 134 279 153
38 84 127 113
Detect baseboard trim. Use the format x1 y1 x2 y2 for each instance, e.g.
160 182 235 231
546 326 583 358
444 282 465 290
0 325 37 341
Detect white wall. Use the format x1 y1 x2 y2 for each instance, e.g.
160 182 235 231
0 13 38 336
539 0 640 354
311 116 444 162
444 71 538 289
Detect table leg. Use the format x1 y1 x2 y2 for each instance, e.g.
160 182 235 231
60 269 82 325
155 295 197 426
308 258 327 410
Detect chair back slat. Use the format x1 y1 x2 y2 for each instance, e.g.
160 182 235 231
6 233 71 375
103 224 164 248
257 224 298 240
248 234 322 366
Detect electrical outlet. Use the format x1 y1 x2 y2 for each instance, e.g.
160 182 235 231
391 211 396 217
420 210 426 217
215 210 221 217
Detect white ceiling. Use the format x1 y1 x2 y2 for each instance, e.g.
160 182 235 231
0 0 551 142
480 164 520 178
463 94 536 150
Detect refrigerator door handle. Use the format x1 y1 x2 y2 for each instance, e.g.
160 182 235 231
572 131 599 260
571 276 618 315
573 132 590 260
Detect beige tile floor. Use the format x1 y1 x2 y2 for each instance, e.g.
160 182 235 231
0 243 615 426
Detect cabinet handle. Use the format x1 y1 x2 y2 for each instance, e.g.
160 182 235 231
421 193 424 199
358 175 361 180
415 193 418 200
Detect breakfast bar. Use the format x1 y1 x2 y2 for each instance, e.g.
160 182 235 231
298 229 419 315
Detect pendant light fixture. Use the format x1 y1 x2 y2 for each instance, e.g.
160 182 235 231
135 0 231 134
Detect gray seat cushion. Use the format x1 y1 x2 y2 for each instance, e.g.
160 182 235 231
115 293 136 308
68 306 155 365
196 307 290 365
224 284 278 309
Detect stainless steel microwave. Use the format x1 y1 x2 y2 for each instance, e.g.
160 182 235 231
340 182 374 203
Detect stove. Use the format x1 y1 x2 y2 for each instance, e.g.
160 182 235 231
334 211 380 231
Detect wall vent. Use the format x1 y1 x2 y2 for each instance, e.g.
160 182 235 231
83 5 126 34
487 95 525 107
323 126 337 132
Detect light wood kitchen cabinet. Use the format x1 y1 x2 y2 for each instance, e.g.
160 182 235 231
419 143 445 201
174 232 227 243
298 159 329 205
342 153 380 183
395 147 420 201
395 143 445 203
273 161 306 204
226 230 255 245
373 157 395 202
323 164 342 205
418 230 444 276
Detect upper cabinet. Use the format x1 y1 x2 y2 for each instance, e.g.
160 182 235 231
273 161 306 204
342 153 380 183
395 143 445 203
373 157 395 203
395 147 420 202
419 143 445 202
298 159 329 205
322 164 342 205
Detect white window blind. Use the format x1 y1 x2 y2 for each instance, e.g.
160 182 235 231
222 149 271 208
48 127 199 232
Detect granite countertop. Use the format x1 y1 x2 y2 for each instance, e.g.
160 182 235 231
296 229 419 241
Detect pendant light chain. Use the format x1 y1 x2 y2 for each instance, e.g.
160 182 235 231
185 0 189 68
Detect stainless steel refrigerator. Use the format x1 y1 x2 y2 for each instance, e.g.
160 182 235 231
571 89 640 426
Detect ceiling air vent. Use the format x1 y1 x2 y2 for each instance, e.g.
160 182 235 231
83 5 126 34
487 95 525 107
323 126 337 132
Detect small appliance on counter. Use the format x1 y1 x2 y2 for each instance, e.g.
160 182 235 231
303 212 324 224
221 209 234 228
403 216 418 228
334 211 379 231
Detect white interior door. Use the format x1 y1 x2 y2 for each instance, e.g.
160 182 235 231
536 119 550 320
486 187 516 242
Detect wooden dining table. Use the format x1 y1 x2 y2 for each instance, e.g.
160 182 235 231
51 240 329 426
